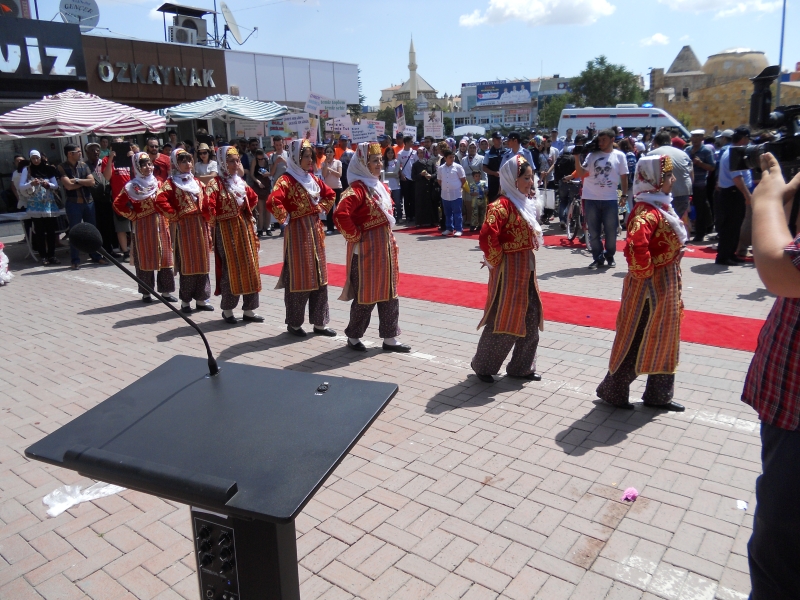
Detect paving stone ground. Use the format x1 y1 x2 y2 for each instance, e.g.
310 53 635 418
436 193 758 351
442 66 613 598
0 220 767 600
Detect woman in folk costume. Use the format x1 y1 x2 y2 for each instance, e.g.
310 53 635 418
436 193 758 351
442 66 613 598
472 155 544 383
113 152 177 304
157 148 214 314
266 139 337 337
206 145 263 324
596 155 686 412
334 142 411 353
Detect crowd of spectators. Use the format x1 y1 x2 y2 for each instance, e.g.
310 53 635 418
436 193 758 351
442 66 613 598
5 120 762 271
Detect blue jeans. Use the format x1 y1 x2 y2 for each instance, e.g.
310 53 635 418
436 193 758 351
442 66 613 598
442 198 463 233
584 199 618 262
66 201 101 264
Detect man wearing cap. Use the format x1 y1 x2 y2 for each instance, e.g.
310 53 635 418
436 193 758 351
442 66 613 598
378 134 391 157
686 129 716 242
501 132 536 171
649 130 693 220
483 132 510 202
715 126 752 265
392 131 404 160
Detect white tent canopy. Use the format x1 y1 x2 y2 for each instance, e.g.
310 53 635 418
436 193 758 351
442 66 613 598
156 94 288 124
453 125 486 137
0 90 166 139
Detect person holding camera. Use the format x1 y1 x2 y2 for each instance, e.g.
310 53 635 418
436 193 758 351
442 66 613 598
742 152 800 600
715 126 752 266
573 129 629 269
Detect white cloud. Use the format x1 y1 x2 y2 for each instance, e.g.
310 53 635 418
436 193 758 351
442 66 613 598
459 0 616 28
640 33 669 46
657 0 781 18
680 34 690 41
148 7 162 20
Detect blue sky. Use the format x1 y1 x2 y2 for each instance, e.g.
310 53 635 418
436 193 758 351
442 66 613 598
44 0 797 105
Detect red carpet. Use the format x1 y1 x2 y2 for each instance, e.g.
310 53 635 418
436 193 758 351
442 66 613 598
393 227 718 260
259 263 763 352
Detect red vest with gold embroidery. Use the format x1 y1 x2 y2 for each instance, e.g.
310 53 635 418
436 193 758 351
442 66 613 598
479 197 536 267
624 203 683 279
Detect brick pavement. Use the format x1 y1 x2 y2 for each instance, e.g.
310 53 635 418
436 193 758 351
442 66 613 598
0 222 766 599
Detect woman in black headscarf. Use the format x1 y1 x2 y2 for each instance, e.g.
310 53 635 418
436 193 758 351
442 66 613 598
411 146 436 227
19 150 62 265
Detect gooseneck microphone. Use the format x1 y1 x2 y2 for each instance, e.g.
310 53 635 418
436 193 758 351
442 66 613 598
70 223 220 377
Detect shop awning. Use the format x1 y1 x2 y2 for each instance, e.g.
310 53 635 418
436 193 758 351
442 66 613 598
0 89 166 139
156 94 288 123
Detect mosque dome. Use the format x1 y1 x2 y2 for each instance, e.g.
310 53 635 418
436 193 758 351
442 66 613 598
702 49 769 83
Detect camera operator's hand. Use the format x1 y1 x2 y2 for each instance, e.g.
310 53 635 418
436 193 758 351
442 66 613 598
750 153 800 298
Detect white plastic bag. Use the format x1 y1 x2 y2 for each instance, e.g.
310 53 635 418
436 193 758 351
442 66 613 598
43 482 126 517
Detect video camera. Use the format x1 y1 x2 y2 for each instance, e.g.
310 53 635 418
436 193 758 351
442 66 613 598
729 65 800 180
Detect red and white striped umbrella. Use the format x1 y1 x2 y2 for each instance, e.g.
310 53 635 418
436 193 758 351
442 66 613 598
0 89 166 139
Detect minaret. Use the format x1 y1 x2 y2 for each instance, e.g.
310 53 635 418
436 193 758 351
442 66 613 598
408 36 417 103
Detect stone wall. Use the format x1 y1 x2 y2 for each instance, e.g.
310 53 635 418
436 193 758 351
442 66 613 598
663 78 800 131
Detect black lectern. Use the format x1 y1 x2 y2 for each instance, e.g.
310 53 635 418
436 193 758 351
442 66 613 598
26 356 398 600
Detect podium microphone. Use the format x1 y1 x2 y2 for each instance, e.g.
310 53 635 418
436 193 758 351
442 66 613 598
70 223 220 377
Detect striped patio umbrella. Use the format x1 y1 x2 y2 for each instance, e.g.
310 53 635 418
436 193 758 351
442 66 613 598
155 94 288 123
0 89 166 139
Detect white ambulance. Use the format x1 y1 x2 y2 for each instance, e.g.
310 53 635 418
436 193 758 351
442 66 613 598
557 105 690 139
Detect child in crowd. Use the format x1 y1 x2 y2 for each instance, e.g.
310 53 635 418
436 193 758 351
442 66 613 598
469 170 487 232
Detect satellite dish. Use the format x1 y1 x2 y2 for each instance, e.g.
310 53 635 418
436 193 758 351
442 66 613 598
220 1 243 45
59 0 100 32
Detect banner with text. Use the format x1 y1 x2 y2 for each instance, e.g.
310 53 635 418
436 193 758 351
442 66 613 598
361 120 385 137
320 98 347 119
423 111 443 139
234 120 265 139
350 121 381 143
304 93 323 116
394 104 405 131
475 81 532 107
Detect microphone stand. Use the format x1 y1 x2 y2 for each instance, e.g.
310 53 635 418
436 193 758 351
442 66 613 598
96 248 220 377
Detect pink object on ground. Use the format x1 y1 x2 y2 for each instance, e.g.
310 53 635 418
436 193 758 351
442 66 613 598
621 487 639 502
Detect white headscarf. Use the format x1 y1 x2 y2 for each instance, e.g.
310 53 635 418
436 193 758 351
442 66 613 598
216 146 247 206
633 155 688 245
285 139 320 204
124 152 160 201
347 142 396 227
170 148 200 196
498 154 543 248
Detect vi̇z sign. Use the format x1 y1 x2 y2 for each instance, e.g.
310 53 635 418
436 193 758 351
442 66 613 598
0 20 85 80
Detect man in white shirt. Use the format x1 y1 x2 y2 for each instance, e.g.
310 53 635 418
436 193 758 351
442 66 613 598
397 135 417 223
573 129 629 269
437 148 467 236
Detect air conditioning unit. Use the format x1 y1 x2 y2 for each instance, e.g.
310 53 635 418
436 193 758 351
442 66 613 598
169 26 198 46
174 15 208 44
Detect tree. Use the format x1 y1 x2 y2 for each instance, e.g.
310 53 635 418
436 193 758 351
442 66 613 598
376 106 395 131
403 100 417 129
568 56 646 108
348 68 367 119
538 94 569 129
443 117 454 136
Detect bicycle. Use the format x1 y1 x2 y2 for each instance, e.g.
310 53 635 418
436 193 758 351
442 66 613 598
563 182 585 242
